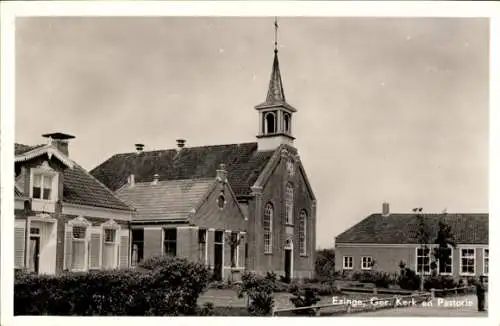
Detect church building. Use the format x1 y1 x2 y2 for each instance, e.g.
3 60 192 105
91 31 317 281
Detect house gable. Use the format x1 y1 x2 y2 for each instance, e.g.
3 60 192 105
15 143 131 212
189 179 247 232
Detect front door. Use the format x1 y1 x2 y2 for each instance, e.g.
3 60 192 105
29 236 40 274
284 249 292 283
214 243 223 281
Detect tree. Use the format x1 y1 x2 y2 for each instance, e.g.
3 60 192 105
414 207 429 292
314 248 335 280
432 213 456 276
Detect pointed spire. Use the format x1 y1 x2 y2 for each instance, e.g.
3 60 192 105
255 17 296 112
266 51 286 104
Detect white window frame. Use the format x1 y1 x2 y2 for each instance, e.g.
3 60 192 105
30 166 58 201
483 248 489 276
343 256 353 270
415 246 432 275
299 210 307 256
101 220 120 269
285 183 294 225
459 248 476 276
68 216 91 272
361 256 373 270
263 203 273 254
436 247 453 276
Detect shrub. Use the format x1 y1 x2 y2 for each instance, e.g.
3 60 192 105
196 302 215 316
237 272 277 316
398 267 421 291
15 256 210 316
349 271 393 288
289 285 321 316
424 275 457 292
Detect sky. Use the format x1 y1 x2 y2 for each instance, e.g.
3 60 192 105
15 17 489 249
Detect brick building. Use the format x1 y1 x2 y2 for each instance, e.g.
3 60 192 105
91 47 317 281
115 166 247 281
335 203 489 279
14 133 134 275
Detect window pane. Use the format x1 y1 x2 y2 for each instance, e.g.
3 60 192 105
32 187 41 199
43 175 52 188
42 188 51 200
214 230 223 243
104 229 116 242
33 175 42 187
165 228 176 241
263 204 273 253
73 227 86 239
299 211 307 255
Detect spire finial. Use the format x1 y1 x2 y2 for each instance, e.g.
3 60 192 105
274 17 279 53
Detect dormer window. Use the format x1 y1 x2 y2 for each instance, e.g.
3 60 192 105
32 173 54 200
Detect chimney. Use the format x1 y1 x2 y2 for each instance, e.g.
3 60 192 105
382 202 390 217
135 143 144 154
216 163 228 182
128 174 135 187
176 139 186 149
42 132 75 156
152 173 160 185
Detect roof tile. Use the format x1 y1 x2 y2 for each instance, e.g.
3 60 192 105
90 142 275 198
116 179 214 221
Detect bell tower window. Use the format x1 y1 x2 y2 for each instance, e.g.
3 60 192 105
284 113 291 134
265 112 276 134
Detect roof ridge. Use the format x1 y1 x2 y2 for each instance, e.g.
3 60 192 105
116 141 258 156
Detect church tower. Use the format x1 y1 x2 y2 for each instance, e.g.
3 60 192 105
255 18 297 151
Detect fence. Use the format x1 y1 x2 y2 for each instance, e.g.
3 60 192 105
431 286 476 298
271 286 476 316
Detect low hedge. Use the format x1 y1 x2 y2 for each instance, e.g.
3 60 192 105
350 271 398 288
14 256 210 316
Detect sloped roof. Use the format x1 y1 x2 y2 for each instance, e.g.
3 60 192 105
15 143 132 211
335 213 489 245
116 179 214 221
90 142 276 198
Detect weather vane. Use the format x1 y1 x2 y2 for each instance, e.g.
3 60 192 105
274 16 279 52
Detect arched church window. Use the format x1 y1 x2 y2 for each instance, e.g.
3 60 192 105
299 210 307 256
263 203 273 254
285 183 294 225
265 112 276 134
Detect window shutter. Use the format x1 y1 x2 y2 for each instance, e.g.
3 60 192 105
119 229 129 268
14 221 26 268
64 224 73 271
89 227 101 270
